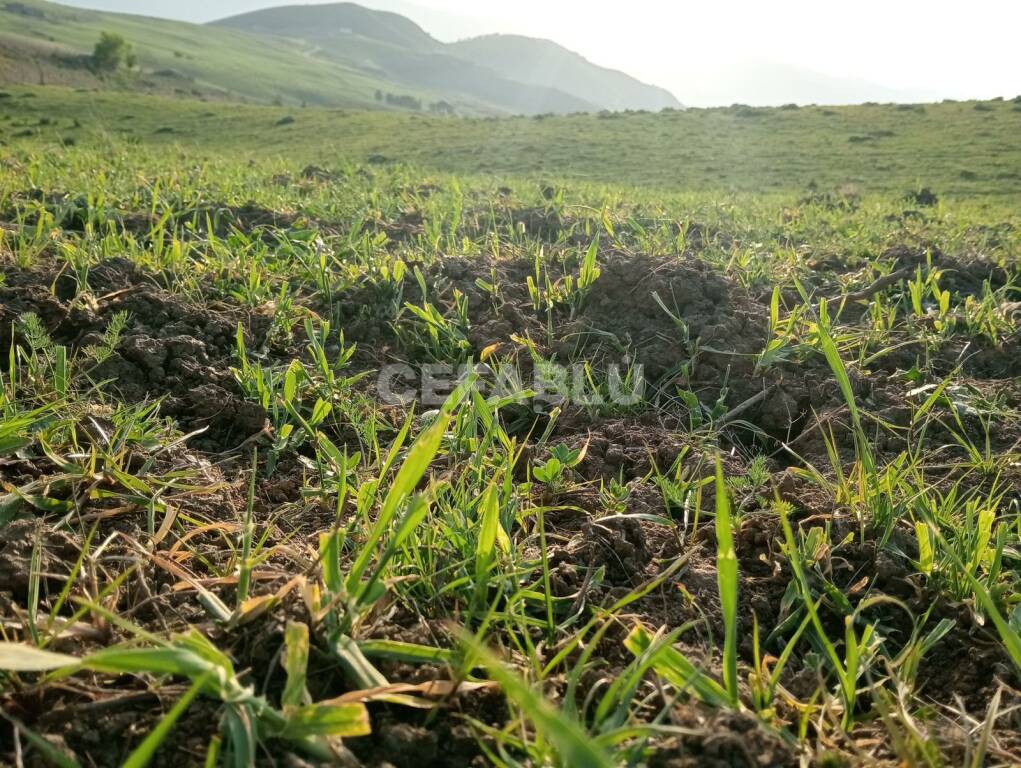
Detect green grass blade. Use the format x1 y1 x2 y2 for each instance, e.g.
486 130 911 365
358 639 455 665
345 411 450 594
331 633 389 689
623 625 730 708
460 633 614 768
122 672 211 768
81 646 217 681
714 457 739 706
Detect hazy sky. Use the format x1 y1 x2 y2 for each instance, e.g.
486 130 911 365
58 0 1021 105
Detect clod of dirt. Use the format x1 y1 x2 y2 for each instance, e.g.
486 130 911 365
0 519 78 599
553 515 650 585
647 708 799 767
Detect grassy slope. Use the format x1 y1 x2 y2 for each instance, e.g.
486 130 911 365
2 86 1020 197
1 0 601 115
0 0 439 108
211 4 600 115
295 34 598 115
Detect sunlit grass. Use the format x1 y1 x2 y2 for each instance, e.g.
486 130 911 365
0 99 1019 766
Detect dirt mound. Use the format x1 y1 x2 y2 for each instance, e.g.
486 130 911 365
886 244 1014 298
0 260 268 452
561 255 855 448
327 250 859 454
566 254 766 396
869 331 1021 380
442 251 766 382
3 191 299 239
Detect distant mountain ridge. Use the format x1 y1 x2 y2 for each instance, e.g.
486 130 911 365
211 3 682 113
448 34 681 112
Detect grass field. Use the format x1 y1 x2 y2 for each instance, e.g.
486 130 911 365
0 86 1020 767
2 86 1021 195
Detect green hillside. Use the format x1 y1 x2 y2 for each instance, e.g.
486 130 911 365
211 3 601 115
0 0 681 115
0 0 589 113
2 85 1019 197
0 0 405 108
448 34 682 112
213 4 680 113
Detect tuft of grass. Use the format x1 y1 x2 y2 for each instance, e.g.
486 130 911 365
714 456 740 706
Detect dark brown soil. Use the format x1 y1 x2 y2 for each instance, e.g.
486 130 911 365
0 259 270 451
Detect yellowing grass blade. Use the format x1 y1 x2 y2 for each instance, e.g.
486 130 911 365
0 643 78 671
323 679 497 705
277 703 371 739
282 621 310 710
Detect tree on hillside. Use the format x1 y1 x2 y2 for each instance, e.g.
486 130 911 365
92 32 135 73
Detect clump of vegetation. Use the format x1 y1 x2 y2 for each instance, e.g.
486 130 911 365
91 31 136 73
428 99 455 115
907 186 939 206
377 91 422 111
